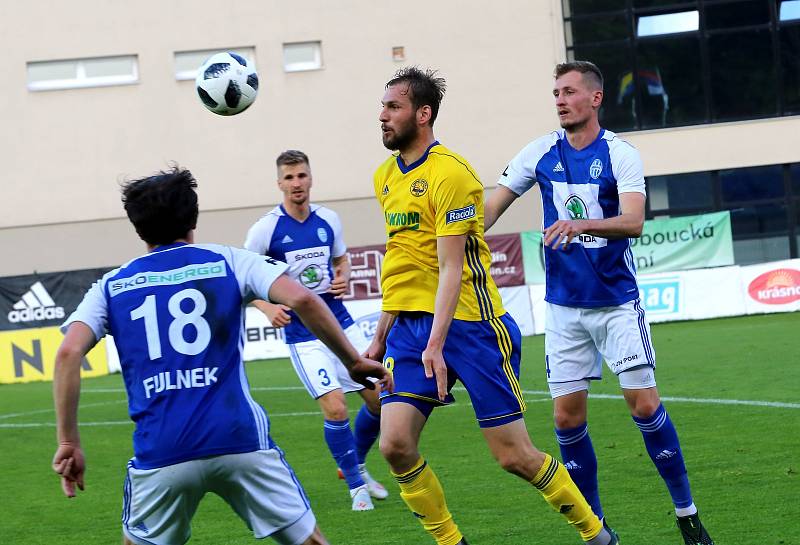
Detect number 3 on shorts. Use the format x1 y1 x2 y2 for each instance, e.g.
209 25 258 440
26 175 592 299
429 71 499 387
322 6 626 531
318 368 331 386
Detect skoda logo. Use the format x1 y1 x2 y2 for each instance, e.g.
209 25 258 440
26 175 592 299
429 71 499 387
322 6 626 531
565 195 588 220
410 179 428 197
300 264 323 288
589 159 603 179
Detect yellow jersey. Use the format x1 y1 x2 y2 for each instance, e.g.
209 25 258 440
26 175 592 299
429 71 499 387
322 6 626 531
373 142 505 321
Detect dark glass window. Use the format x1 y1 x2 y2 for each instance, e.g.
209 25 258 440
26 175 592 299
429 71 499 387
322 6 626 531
648 172 714 210
567 0 627 16
566 0 797 128
571 44 636 130
730 203 789 235
704 0 770 29
720 165 784 202
709 29 777 120
636 36 705 127
780 25 800 114
791 163 800 194
568 13 630 45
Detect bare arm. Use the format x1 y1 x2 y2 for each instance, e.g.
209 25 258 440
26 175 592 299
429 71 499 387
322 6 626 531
250 299 292 327
543 192 646 250
328 254 351 298
268 275 393 392
424 234 467 401
484 185 520 232
363 311 398 362
52 322 96 497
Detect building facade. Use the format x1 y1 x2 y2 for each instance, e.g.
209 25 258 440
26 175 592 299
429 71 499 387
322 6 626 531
1 0 798 275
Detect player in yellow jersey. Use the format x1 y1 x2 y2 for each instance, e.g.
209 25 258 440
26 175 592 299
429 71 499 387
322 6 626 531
364 67 617 545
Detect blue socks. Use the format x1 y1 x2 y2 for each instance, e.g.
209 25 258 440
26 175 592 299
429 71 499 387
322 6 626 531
633 403 694 509
354 405 381 465
556 422 603 520
324 419 364 490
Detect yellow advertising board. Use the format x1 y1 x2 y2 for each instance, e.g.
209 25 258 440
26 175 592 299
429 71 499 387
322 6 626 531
0 326 109 384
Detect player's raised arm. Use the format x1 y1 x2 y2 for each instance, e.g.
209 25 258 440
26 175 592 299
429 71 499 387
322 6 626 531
52 321 96 498
268 275 393 393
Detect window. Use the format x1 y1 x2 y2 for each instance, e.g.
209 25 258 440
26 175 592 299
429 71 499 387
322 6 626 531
644 163 800 264
564 0 800 128
283 41 322 72
27 55 137 91
174 48 255 81
637 11 699 37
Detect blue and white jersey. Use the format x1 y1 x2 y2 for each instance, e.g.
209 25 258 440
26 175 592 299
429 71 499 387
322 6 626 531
498 129 646 308
62 243 288 470
244 204 353 344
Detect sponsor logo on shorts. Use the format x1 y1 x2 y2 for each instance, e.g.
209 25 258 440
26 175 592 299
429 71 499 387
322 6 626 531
747 268 800 305
612 353 639 371
445 204 475 224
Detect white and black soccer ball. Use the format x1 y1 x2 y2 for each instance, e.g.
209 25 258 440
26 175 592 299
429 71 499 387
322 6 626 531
195 52 259 116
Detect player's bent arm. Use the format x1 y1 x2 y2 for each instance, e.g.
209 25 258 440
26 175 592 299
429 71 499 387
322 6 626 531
582 192 646 238
268 275 360 367
484 185 520 232
54 322 97 446
331 254 351 282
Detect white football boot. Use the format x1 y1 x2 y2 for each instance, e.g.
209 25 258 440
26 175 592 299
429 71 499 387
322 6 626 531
359 464 389 500
350 484 374 511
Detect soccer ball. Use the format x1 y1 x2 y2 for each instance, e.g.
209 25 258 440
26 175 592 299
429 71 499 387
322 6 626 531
195 52 259 116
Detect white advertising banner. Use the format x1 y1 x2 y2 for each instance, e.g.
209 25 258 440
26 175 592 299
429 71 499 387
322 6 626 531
499 286 535 336
740 259 800 314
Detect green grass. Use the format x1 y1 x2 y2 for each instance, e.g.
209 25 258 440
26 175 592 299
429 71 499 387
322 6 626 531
1 313 798 545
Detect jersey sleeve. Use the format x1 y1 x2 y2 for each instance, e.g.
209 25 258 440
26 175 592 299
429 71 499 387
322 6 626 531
315 207 347 257
243 215 275 255
433 166 482 237
60 278 109 341
229 247 290 302
609 138 646 195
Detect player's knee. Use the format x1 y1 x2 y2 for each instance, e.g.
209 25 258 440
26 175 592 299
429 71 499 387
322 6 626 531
630 397 660 419
495 451 536 480
553 408 585 429
379 434 417 470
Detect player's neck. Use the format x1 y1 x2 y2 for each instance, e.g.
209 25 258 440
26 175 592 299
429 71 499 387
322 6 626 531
146 233 193 252
565 120 601 151
282 200 311 222
399 134 436 166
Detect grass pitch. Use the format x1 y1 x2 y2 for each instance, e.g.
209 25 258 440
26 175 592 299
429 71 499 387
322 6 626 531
1 312 798 545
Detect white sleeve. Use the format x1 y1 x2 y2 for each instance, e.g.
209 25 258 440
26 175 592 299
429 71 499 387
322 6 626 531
229 247 290 302
243 215 276 255
609 138 646 195
60 278 109 341
315 207 347 257
497 132 559 196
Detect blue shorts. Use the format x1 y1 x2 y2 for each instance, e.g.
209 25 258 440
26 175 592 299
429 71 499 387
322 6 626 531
380 312 525 428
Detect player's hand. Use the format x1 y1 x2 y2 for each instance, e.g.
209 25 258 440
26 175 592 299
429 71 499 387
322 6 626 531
267 304 292 327
348 357 394 394
362 339 387 363
52 443 85 498
421 346 448 402
543 220 584 250
327 276 349 299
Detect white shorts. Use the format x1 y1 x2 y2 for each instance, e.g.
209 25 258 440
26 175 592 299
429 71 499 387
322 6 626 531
288 323 370 399
545 299 656 395
122 448 315 545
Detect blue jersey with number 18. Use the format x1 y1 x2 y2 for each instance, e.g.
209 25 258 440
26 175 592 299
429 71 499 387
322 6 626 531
62 243 288 470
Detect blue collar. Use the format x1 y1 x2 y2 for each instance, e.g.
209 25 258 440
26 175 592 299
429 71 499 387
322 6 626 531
395 141 439 174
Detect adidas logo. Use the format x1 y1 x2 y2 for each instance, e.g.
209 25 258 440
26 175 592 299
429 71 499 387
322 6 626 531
553 162 564 173
382 185 389 196
281 235 293 244
564 460 582 471
8 281 65 323
655 449 676 460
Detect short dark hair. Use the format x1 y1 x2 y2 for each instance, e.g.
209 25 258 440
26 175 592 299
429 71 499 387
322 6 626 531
276 149 310 169
386 66 447 127
554 61 604 90
121 166 199 246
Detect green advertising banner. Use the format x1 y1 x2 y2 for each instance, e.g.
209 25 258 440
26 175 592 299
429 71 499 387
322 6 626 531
521 211 733 283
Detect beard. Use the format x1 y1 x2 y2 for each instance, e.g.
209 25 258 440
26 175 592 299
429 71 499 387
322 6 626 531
559 113 590 133
382 120 418 151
